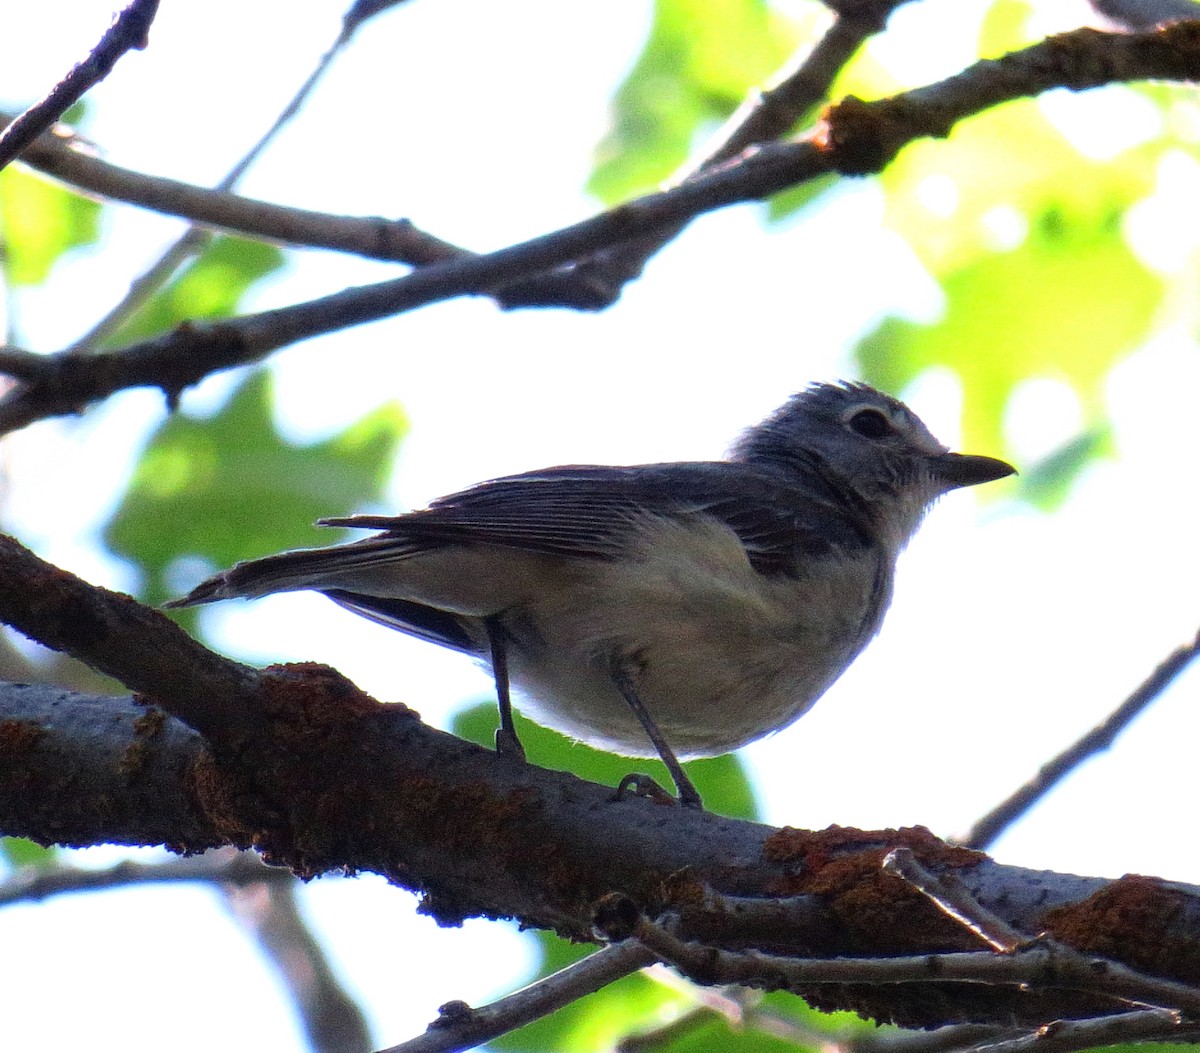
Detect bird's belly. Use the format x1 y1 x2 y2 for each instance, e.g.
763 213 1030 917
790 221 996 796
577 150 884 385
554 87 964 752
502 523 887 758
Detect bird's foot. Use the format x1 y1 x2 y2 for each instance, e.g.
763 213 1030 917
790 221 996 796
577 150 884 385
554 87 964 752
613 772 703 809
494 726 527 762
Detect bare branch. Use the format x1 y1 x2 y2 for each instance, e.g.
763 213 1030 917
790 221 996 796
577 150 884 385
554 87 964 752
7 540 1200 1029
7 118 467 267
0 0 160 173
967 1009 1184 1053
380 943 655 1053
883 847 1026 952
226 881 373 1053
67 0 383 356
1090 0 1200 30
629 913 1200 1015
542 0 914 304
816 23 1200 176
0 21 1195 436
960 625 1200 850
0 847 287 907
0 346 56 381
0 532 262 743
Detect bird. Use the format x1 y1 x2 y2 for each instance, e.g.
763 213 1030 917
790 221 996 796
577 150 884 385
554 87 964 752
167 381 1015 809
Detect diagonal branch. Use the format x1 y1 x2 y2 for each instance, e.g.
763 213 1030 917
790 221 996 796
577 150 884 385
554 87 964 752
518 0 914 307
960 625 1200 850
6 115 468 267
0 0 160 173
66 0 411 356
0 532 262 743
380 943 656 1053
1 22 1197 436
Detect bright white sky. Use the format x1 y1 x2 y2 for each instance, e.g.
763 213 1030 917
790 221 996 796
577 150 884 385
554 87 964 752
2 1 1199 1051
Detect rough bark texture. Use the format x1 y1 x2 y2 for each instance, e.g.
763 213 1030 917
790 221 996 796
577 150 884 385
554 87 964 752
3 671 1199 1029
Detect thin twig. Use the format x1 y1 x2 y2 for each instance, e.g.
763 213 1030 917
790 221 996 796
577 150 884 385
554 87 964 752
378 942 656 1053
632 915 1200 1015
0 847 288 906
7 116 467 267
65 0 389 355
501 0 912 304
967 1009 1183 1053
0 0 160 173
883 847 1026 952
961 626 1200 850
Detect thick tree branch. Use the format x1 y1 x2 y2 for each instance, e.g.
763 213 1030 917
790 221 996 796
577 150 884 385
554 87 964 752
0 533 261 742
2 22 1198 436
4 536 1200 1030
1091 0 1200 30
0 0 159 173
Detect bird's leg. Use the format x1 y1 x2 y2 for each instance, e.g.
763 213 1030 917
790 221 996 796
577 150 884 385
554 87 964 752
485 618 525 761
610 663 703 810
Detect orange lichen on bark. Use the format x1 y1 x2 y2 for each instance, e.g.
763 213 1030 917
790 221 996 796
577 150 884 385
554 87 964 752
258 662 395 728
764 824 984 871
762 826 988 954
0 718 44 755
1043 874 1200 985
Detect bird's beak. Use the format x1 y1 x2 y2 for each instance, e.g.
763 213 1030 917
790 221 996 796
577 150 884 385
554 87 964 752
932 452 1017 489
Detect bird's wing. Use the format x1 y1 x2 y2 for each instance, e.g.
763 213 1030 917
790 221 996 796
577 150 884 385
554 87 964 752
322 463 875 577
321 589 481 654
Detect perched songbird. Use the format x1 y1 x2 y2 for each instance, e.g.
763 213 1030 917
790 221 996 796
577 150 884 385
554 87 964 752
168 381 1014 808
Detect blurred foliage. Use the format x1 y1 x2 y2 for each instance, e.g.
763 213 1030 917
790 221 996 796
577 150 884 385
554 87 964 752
105 370 405 605
854 91 1169 500
103 235 285 346
0 166 102 288
589 0 806 202
1017 427 1113 511
94 221 402 605
0 837 56 869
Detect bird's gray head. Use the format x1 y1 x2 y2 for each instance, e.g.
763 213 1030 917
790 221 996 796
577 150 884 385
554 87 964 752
730 381 1015 550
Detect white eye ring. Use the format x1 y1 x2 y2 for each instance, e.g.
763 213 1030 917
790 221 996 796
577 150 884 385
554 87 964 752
846 407 893 439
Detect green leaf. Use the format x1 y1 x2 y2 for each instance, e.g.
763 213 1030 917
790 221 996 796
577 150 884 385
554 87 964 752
103 370 406 604
0 167 102 286
453 702 759 822
105 235 285 346
589 0 802 203
856 209 1162 460
764 173 837 223
1016 426 1112 510
878 99 1158 281
1 836 56 868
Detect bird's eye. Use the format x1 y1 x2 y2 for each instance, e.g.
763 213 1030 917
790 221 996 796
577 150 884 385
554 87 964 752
847 407 892 439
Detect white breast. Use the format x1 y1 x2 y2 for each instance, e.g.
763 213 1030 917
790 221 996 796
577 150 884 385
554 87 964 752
503 515 890 758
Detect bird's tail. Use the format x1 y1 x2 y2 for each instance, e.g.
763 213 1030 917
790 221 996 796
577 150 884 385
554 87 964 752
164 535 416 608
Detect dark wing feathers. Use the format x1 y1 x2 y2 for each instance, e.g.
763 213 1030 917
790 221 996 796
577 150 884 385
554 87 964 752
322 589 480 654
322 463 874 577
